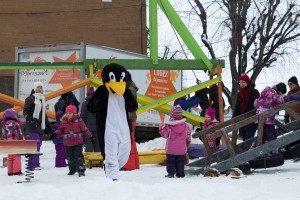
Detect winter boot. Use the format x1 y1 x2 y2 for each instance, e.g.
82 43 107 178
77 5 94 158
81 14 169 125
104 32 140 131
13 172 24 176
68 171 76 175
78 171 85 177
165 174 175 178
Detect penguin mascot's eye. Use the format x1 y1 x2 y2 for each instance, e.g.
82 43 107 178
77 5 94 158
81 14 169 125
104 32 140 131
109 72 116 82
120 72 126 82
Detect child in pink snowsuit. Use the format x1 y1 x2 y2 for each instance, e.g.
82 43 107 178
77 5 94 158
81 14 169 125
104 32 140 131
159 105 191 178
1 109 24 176
253 83 300 148
202 107 220 149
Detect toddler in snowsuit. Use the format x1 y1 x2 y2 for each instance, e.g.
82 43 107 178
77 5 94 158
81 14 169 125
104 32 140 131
51 105 91 176
253 83 300 149
51 111 67 167
159 105 191 178
1 109 24 176
202 107 221 149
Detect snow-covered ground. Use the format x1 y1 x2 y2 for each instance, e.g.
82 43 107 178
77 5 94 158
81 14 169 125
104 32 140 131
1 140 300 200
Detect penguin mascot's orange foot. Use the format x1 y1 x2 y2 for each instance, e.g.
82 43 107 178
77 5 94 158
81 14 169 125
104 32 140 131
123 121 140 170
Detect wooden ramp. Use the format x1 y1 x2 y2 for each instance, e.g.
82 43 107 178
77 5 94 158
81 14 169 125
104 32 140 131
186 100 300 176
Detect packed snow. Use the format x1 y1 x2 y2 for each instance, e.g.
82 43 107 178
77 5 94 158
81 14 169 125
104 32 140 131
1 139 300 200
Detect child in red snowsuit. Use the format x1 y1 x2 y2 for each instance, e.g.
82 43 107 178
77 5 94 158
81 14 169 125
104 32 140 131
51 105 91 177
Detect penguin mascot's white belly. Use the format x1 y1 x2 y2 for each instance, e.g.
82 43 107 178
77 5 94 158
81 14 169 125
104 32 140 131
104 93 131 180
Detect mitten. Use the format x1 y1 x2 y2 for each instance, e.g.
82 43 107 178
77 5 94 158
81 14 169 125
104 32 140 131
48 133 56 140
25 115 33 122
186 141 191 147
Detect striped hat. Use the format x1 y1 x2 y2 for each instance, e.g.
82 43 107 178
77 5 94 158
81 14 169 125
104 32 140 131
170 105 182 120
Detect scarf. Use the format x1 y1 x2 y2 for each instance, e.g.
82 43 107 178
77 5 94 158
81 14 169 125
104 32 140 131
239 86 254 110
33 93 46 130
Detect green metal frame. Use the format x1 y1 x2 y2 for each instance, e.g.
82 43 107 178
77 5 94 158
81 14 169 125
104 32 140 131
136 77 221 115
155 0 212 70
0 62 84 70
84 59 224 71
149 0 158 64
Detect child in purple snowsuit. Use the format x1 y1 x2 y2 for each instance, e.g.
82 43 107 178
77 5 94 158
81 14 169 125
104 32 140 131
159 105 191 178
51 111 67 167
253 83 300 147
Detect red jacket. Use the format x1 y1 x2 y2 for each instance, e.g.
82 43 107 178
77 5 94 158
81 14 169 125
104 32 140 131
55 115 91 147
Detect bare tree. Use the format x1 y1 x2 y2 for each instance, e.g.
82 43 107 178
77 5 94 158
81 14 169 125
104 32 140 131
190 0 300 108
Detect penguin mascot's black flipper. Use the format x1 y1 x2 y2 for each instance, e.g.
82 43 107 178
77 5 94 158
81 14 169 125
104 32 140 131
87 63 138 180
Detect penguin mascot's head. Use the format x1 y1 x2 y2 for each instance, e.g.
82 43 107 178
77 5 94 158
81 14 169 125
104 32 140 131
101 63 129 96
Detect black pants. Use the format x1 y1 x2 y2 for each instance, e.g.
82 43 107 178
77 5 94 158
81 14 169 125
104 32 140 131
239 123 257 141
166 154 185 177
66 145 85 173
84 131 100 152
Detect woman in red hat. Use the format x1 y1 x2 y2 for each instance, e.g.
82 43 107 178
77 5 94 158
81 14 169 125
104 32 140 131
232 74 260 141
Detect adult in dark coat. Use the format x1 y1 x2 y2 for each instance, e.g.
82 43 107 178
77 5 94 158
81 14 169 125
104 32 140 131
232 74 260 141
67 91 80 113
54 92 69 113
80 87 100 152
285 76 300 123
23 82 52 169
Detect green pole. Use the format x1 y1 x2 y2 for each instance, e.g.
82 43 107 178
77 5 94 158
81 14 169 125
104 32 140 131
157 0 212 70
149 0 159 65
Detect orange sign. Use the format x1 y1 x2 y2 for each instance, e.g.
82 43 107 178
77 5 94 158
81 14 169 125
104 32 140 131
48 52 80 87
145 70 180 122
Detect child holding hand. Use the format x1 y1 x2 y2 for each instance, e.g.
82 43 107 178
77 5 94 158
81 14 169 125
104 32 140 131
50 105 91 177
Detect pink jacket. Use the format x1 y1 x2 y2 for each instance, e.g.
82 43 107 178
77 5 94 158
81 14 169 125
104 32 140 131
254 87 288 124
159 119 191 155
55 115 91 147
202 119 219 148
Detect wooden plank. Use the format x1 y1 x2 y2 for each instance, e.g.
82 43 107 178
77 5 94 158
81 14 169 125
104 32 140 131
221 128 235 157
187 120 300 168
280 104 300 121
231 129 239 149
201 135 214 163
256 114 264 146
275 119 289 132
213 114 258 138
192 110 256 139
194 101 299 140
0 140 38 154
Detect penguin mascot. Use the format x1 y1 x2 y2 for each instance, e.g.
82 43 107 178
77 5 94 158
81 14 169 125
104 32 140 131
87 63 138 180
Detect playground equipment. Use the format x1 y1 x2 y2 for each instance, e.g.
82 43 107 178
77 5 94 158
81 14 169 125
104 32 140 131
187 100 300 175
0 140 42 183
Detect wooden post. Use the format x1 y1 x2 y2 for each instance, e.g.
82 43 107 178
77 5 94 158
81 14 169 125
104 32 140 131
216 65 224 123
201 135 214 163
221 128 235 157
257 114 265 146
